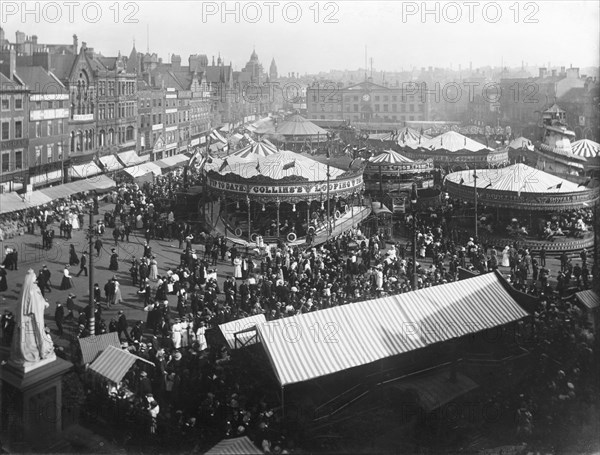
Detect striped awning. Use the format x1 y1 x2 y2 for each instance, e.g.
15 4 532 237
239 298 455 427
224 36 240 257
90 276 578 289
219 314 266 350
205 436 262 455
368 149 414 165
89 345 153 384
230 140 279 159
70 162 103 179
99 154 124 172
78 332 120 365
257 272 529 386
575 289 599 310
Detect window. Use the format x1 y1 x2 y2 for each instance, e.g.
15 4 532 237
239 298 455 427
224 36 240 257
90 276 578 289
47 144 53 162
375 104 380 112
1 152 8 172
15 98 23 110
1 121 9 140
47 121 53 136
392 95 397 102
383 104 388 112
15 120 22 138
140 114 145 127
1 98 9 110
152 114 156 124
36 121 42 137
35 146 42 163
353 104 358 112
392 104 397 112
126 126 134 141
15 150 23 170
58 120 64 135
108 81 115 96
57 142 63 160
375 96 380 102
108 104 115 119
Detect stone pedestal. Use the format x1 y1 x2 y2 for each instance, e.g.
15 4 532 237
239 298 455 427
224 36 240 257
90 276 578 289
0 352 72 449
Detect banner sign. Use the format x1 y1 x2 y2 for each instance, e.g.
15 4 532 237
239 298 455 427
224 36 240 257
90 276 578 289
207 175 363 198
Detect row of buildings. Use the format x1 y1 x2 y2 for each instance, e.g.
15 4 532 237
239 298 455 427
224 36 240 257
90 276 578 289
0 29 280 192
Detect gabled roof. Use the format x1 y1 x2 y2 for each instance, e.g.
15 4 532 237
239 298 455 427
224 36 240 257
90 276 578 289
48 54 76 81
204 65 232 84
544 103 565 113
126 45 138 73
0 72 24 90
15 66 66 94
344 80 390 91
258 272 529 386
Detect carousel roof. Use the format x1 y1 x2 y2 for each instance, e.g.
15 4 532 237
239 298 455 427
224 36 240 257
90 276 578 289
368 149 414 165
416 131 492 153
445 163 586 194
229 139 279 158
397 126 429 146
571 139 599 159
207 149 345 181
269 114 328 137
508 137 534 151
246 116 276 134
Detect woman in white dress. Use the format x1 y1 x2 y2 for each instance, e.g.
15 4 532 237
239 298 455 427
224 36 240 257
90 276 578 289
196 321 207 351
171 321 182 349
233 256 242 279
113 279 123 305
149 257 158 281
70 212 80 230
501 246 510 267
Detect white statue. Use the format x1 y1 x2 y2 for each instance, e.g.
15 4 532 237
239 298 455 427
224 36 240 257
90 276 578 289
10 269 56 371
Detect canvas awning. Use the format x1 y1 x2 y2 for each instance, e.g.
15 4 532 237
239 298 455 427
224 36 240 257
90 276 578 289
154 154 188 169
575 289 599 310
22 190 53 207
99 154 124 172
78 332 120 365
37 175 116 200
219 314 266 350
118 150 148 167
204 436 262 455
0 192 31 213
70 162 103 179
257 272 529 386
122 162 162 178
88 345 153 384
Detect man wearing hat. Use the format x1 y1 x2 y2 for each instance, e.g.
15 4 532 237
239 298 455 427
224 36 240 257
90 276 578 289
109 248 119 271
76 251 88 277
117 310 131 342
37 265 52 295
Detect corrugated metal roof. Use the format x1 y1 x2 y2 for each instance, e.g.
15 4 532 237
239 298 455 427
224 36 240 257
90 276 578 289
575 290 599 310
78 332 120 365
89 345 153 384
205 436 262 455
257 273 529 386
219 314 266 350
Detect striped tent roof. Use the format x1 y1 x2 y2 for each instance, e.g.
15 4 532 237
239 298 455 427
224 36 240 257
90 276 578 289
246 116 276 134
571 139 600 159
89 345 153 384
368 149 414 165
415 131 492 153
445 163 585 194
230 140 279 158
257 272 529 386
368 132 395 141
205 436 262 455
207 149 345 181
78 332 120 365
219 314 267 350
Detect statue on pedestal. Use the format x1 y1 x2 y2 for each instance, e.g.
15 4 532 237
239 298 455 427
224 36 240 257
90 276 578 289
9 269 56 371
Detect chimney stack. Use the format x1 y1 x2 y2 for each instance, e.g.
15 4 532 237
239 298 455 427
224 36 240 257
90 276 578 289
551 69 557 77
0 48 16 79
538 67 547 78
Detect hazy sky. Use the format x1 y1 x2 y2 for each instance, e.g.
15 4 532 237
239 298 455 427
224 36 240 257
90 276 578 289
2 1 598 74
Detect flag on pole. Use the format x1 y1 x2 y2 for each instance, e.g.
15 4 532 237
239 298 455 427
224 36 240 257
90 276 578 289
218 158 228 173
283 160 295 170
187 146 202 167
547 182 562 190
459 177 465 184
483 182 492 189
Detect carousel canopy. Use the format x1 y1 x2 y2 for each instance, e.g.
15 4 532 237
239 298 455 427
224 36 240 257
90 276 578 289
508 137 534 151
268 114 328 138
571 139 599 159
246 116 276 134
208 149 345 181
415 131 492 153
368 132 395 141
368 149 414 165
446 163 585 193
229 139 279 158
445 163 597 210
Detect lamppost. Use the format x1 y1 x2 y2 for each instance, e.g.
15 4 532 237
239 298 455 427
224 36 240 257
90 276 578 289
85 210 96 334
473 167 478 239
326 131 334 238
411 183 418 290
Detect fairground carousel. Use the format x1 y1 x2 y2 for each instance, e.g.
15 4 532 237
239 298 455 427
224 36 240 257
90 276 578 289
203 141 366 244
444 163 600 252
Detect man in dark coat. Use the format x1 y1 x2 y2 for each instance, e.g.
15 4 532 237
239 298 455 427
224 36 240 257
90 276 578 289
94 238 103 257
65 293 76 320
76 252 88 277
37 265 52 294
104 279 116 309
117 311 131 342
55 302 65 336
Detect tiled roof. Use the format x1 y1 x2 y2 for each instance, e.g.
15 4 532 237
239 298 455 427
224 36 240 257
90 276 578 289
48 54 76 81
15 66 66 93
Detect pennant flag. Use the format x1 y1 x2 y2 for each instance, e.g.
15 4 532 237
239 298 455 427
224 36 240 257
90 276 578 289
256 161 261 172
218 159 228 173
459 177 465 184
547 182 562 190
348 158 356 170
283 160 295 170
483 182 492 189
187 146 202 167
